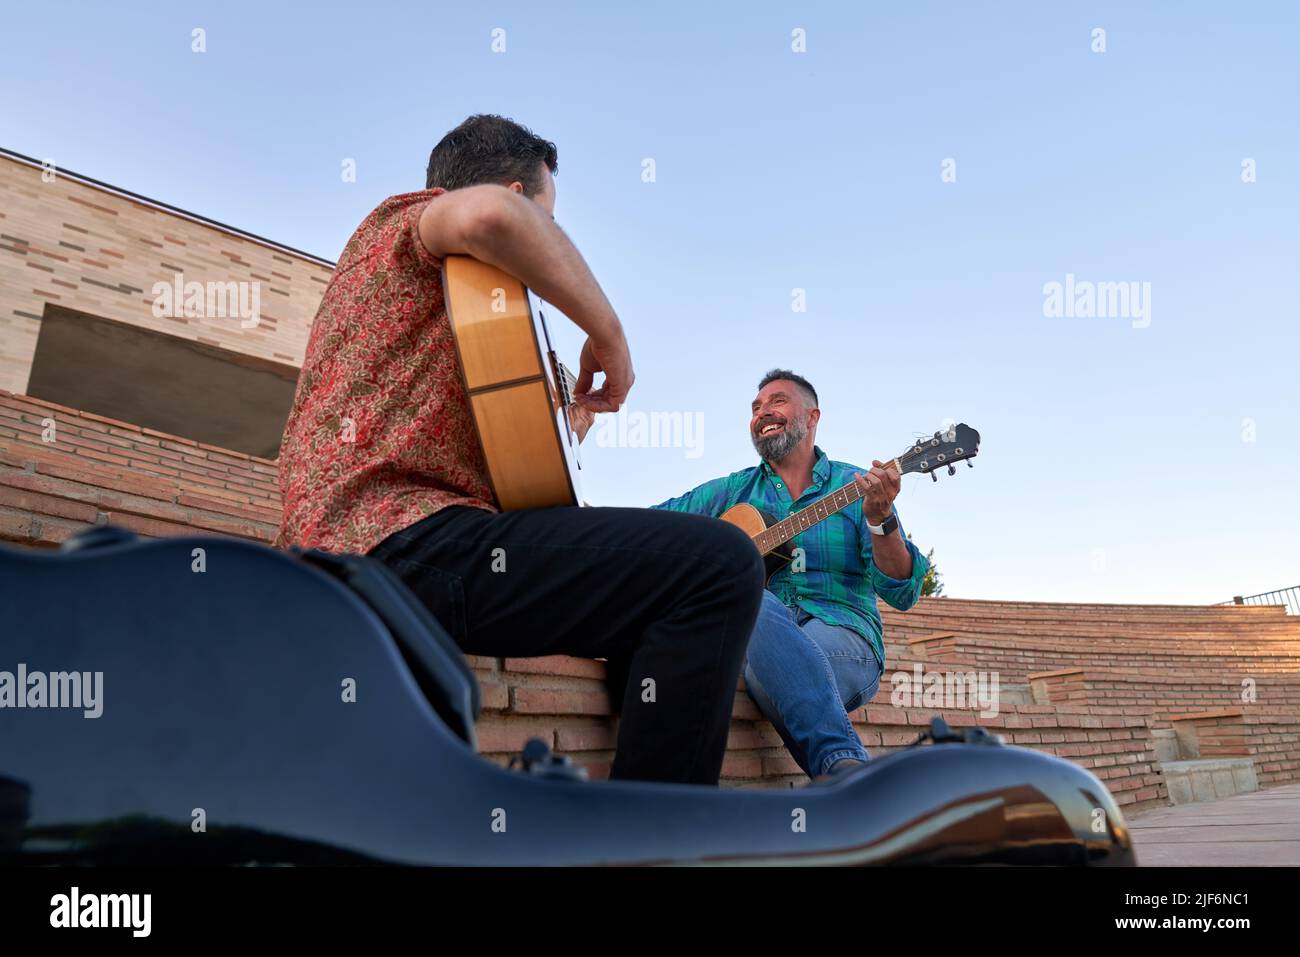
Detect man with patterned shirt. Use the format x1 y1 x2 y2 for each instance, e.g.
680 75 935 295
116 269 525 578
277 115 764 785
653 370 930 780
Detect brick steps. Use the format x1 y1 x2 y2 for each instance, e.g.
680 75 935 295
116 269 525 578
884 611 1290 631
887 617 1294 636
883 596 1286 621
898 629 1300 656
912 633 1300 678
1028 668 1300 714
464 652 1172 808
883 612 1300 640
932 654 1297 681
465 650 1289 806
884 615 1300 639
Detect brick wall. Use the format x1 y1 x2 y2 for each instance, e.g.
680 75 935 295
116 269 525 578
0 390 278 546
1028 669 1300 713
468 650 1170 808
1170 710 1249 759
1245 713 1300 787
909 632 1300 680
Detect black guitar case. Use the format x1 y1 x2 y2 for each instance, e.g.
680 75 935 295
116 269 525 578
0 527 1135 866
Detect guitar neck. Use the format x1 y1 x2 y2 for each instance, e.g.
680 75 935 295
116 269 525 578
553 357 578 405
752 458 897 555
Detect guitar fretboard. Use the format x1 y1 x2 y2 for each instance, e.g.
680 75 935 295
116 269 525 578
752 458 897 555
554 360 577 405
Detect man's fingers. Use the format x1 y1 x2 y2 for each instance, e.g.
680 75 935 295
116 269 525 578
871 460 901 490
862 466 899 499
578 384 626 413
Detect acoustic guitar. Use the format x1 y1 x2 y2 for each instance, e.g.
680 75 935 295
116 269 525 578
442 255 583 510
720 424 981 580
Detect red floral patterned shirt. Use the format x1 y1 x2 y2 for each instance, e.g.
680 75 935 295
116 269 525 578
276 188 497 554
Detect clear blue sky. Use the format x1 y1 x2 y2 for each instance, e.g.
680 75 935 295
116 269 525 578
3 1 1296 603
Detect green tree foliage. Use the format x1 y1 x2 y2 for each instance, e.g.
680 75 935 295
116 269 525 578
920 547 943 597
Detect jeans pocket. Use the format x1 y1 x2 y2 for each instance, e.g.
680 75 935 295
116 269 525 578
386 557 470 648
841 657 883 713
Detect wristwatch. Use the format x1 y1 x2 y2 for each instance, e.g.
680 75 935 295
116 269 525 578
866 513 898 537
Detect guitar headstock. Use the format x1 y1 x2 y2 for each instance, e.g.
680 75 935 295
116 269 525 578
896 423 980 481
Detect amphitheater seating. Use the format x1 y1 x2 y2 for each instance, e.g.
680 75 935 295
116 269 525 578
3 389 1297 815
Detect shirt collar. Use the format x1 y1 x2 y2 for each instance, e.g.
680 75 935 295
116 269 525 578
762 446 831 484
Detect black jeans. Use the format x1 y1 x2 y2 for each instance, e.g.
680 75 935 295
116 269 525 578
367 505 765 785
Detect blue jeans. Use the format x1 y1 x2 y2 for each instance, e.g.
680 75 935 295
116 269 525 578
743 590 883 778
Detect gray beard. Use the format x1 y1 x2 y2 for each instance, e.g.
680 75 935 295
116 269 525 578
753 415 808 463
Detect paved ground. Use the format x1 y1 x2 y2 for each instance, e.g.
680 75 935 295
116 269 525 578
1127 784 1300 866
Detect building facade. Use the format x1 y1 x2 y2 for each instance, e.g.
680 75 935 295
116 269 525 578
0 147 332 458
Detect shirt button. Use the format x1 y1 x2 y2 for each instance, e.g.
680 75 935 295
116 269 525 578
795 595 803 602
775 483 783 488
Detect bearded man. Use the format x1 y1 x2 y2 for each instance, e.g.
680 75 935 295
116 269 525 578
652 369 929 780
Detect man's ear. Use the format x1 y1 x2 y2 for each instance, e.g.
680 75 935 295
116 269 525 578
808 407 821 430
506 181 525 195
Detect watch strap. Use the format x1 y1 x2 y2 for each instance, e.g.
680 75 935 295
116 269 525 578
867 512 899 537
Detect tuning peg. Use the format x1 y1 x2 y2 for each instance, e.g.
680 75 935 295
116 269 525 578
930 471 938 483
947 464 956 476
966 459 973 468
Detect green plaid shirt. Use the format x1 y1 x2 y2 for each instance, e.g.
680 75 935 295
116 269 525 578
651 446 927 667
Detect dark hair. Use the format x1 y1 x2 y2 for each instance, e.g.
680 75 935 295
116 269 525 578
425 114 558 195
758 369 818 407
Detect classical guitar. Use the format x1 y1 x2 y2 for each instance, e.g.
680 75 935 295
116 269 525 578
441 255 583 510
719 424 981 580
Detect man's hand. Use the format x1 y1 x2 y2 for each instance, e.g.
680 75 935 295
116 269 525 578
566 402 596 443
855 459 912 578
853 460 901 526
574 333 634 414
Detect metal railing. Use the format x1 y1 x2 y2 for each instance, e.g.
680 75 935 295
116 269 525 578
1220 586 1300 616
